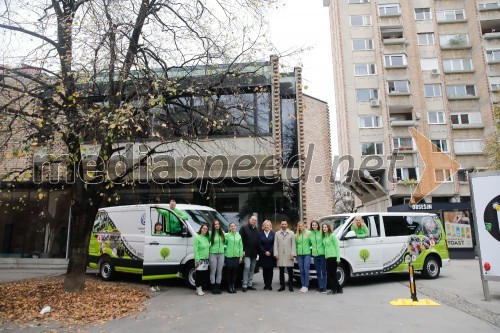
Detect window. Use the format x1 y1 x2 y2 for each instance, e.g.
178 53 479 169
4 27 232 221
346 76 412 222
446 85 476 97
486 49 500 62
378 4 401 16
450 112 482 125
350 15 372 26
478 3 500 10
457 169 470 182
415 8 431 20
384 54 407 67
431 139 449 153
428 111 445 124
354 63 376 76
436 9 465 22
424 84 442 97
383 215 423 237
361 142 384 155
454 140 485 153
418 33 435 45
352 39 374 50
359 116 381 128
348 0 369 3
443 59 473 72
440 34 469 47
393 137 413 150
394 168 419 182
492 83 500 91
388 80 410 93
356 89 378 102
435 169 453 182
420 58 439 71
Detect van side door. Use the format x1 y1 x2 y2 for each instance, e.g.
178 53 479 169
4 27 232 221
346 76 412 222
341 214 384 275
380 215 421 273
143 207 190 280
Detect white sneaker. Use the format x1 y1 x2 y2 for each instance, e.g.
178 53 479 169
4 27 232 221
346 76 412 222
196 287 205 296
155 285 161 292
300 287 306 292
303 287 308 293
150 286 157 292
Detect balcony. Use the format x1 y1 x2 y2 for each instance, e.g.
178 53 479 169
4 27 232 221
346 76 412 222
440 41 472 50
387 95 412 111
390 120 418 127
483 31 500 39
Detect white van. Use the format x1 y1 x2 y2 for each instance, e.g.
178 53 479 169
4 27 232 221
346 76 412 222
294 212 450 286
87 204 229 288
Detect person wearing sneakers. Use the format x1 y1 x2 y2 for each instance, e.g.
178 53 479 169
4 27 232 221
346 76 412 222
209 220 225 295
296 221 311 293
274 220 296 292
225 222 243 294
309 219 327 294
194 223 210 296
322 223 343 295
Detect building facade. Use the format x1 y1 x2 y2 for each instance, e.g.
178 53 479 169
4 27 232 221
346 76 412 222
0 56 334 258
325 0 497 211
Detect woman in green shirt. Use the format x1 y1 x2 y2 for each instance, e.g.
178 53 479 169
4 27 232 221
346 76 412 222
322 223 343 295
193 223 210 296
309 220 326 293
296 221 311 292
209 220 225 294
351 216 369 238
224 222 243 294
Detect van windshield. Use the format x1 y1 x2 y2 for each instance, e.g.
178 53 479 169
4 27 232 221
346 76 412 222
318 216 350 234
184 209 230 232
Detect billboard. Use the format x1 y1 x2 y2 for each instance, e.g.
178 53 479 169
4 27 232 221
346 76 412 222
443 210 473 248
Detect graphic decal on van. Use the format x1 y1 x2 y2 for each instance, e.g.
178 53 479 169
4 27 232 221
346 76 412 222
422 216 442 245
359 249 370 262
91 211 142 260
160 247 171 259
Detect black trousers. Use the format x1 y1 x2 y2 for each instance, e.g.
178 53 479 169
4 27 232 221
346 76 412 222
279 266 293 287
226 266 238 286
326 258 342 292
195 269 209 288
262 267 274 288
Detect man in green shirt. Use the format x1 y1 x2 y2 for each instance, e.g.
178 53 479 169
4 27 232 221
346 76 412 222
158 200 189 235
351 215 369 238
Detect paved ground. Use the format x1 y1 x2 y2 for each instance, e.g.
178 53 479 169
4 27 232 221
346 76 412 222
1 259 499 332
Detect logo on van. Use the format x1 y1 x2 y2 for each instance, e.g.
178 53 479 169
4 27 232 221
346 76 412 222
160 247 170 260
141 213 146 226
359 249 370 263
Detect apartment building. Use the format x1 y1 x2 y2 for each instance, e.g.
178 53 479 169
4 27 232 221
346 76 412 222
325 0 497 211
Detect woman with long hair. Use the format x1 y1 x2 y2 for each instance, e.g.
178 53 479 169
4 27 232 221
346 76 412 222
296 221 311 292
209 220 225 294
193 223 210 296
309 219 327 293
224 222 243 293
322 223 342 295
258 220 275 290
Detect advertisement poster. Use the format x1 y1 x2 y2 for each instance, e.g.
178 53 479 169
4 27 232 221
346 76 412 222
443 210 473 248
470 172 500 279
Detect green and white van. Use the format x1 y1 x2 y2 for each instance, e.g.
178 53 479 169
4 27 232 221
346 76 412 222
295 212 450 287
87 204 229 288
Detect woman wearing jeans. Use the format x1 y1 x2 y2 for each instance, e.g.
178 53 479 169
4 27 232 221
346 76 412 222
296 221 311 293
209 220 225 294
309 220 327 293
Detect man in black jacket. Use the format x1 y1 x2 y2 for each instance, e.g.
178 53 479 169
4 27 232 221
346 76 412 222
239 215 259 292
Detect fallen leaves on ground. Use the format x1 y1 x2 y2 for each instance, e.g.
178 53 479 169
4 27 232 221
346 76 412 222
0 275 150 327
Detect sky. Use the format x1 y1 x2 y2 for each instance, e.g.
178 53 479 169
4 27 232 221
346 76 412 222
268 1 338 154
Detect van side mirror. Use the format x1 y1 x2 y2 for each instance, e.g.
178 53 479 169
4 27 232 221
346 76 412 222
182 224 191 238
344 231 357 240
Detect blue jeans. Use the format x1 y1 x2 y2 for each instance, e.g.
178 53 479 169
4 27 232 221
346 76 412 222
243 257 257 288
297 254 311 288
313 255 327 289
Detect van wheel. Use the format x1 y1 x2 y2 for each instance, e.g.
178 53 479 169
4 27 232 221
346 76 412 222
184 262 196 289
337 262 349 287
422 256 440 279
99 259 114 281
